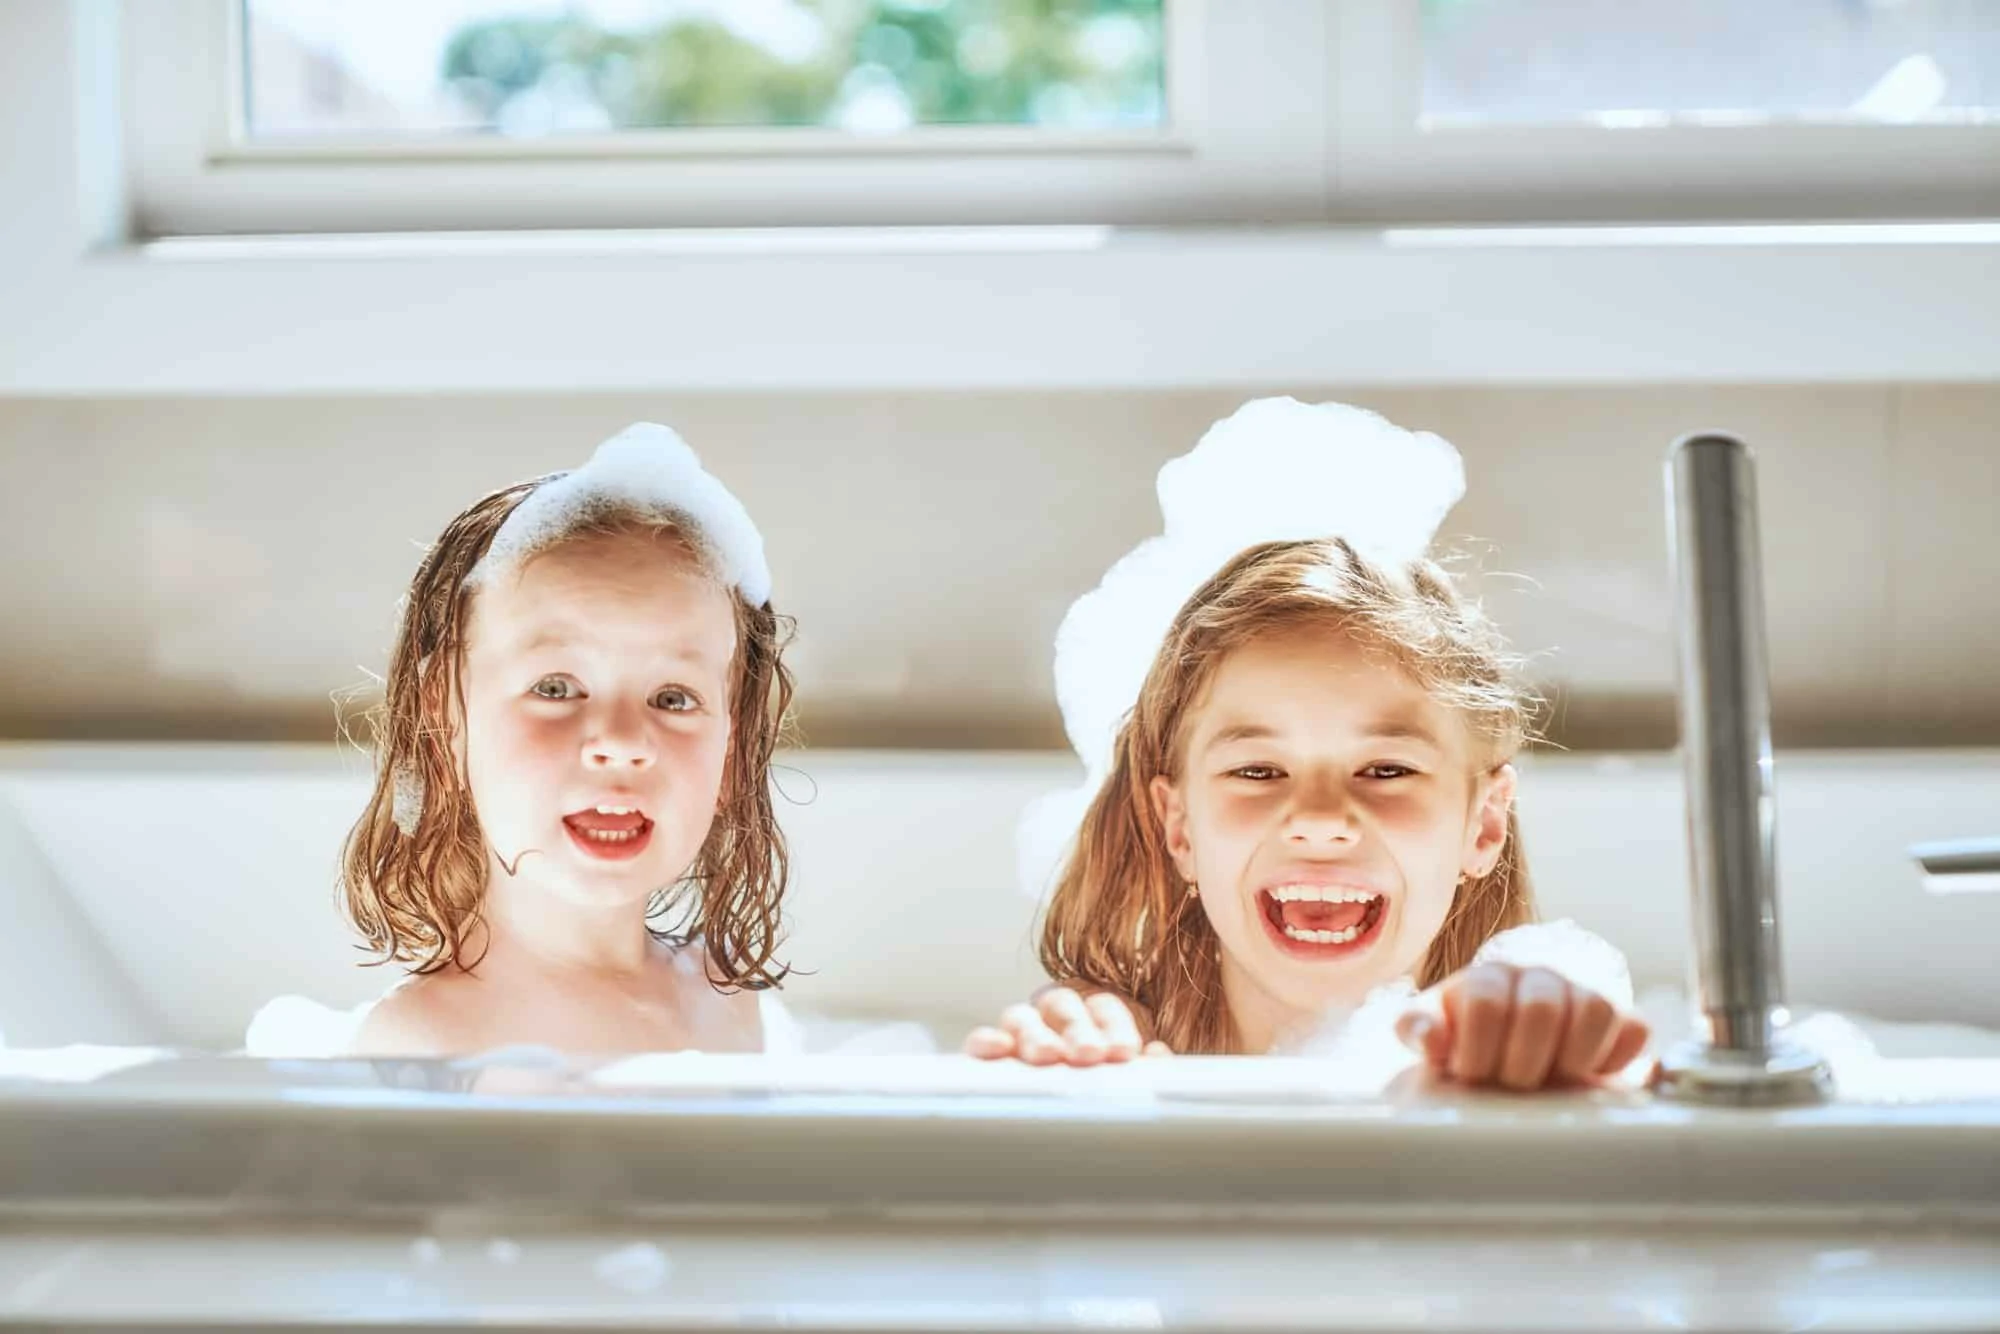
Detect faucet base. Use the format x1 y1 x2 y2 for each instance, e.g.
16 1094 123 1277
1652 1037 1834 1107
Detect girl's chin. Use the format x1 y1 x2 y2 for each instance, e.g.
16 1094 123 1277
1264 944 1415 1007
489 843 680 905
542 877 666 913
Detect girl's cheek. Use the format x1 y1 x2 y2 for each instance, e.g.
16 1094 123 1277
1205 788 1280 839
490 715 541 758
662 707 727 747
488 710 576 772
653 716 730 785
1367 800 1431 835
1364 784 1454 830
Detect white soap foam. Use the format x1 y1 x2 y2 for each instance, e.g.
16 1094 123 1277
467 421 771 606
240 987 935 1058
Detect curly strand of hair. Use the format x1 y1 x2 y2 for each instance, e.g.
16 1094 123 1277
1156 887 1229 1053
340 479 543 976
1416 808 1534 989
681 599 798 991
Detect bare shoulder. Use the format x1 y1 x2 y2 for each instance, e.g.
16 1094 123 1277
664 940 768 1052
714 983 766 1047
345 972 484 1057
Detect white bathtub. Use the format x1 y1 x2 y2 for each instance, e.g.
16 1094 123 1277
2 744 1997 1329
4 744 1999 1051
0 1049 1996 1329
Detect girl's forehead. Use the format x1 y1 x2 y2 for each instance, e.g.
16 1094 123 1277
466 535 737 662
515 526 707 585
1188 627 1460 745
1209 624 1423 699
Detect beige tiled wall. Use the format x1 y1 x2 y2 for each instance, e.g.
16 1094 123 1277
1 385 1992 748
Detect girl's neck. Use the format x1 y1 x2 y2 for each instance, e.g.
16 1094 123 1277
1217 957 1306 1054
1218 955 1371 1054
477 866 657 979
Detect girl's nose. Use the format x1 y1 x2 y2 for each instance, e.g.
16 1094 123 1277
1286 784 1360 845
583 705 655 770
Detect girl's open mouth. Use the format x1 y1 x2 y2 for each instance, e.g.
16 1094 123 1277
562 806 654 862
1257 884 1387 959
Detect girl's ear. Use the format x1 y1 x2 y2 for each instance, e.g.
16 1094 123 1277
1150 775 1197 882
1463 762 1517 878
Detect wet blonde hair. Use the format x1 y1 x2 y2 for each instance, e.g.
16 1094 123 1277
1039 537 1539 1053
341 475 796 989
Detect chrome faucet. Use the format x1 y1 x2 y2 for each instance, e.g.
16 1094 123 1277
1652 434 1834 1107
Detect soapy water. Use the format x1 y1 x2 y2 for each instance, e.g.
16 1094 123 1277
237 919 1624 1078
239 987 938 1059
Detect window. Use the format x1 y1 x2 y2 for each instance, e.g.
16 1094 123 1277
240 1 1168 142
120 0 2000 237
1421 0 1999 127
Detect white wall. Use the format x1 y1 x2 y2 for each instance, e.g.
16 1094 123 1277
5 386 1998 754
2 745 1995 1051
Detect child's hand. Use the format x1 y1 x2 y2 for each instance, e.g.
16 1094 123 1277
1395 963 1650 1091
963 987 1172 1066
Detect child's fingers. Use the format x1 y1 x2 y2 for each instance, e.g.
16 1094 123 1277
1553 989 1620 1083
1596 1014 1653 1077
1035 987 1108 1066
999 1002 1069 1066
1392 1007 1424 1053
1421 1014 1451 1067
962 1026 1018 1060
1393 1007 1452 1068
1496 967 1570 1091
1443 962 1516 1084
1083 993 1144 1062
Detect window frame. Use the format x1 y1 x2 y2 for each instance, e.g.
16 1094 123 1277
121 0 2000 238
1325 0 2000 224
124 0 1344 237
8 0 1999 393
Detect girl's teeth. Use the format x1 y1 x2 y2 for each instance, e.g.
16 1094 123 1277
1281 923 1363 945
594 806 637 816
1268 885 1379 905
580 828 639 843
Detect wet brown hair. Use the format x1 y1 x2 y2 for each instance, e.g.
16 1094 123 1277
1038 537 1539 1053
340 476 796 989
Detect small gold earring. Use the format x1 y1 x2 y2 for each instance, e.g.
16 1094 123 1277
1186 881 1199 899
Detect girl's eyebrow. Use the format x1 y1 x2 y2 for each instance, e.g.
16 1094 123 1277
510 626 727 670
1363 719 1445 748
1204 722 1278 751
1202 717 1445 752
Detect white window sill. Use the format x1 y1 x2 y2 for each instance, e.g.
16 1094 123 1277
3 223 1997 393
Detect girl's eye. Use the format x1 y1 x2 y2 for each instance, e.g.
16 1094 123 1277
1229 764 1285 781
652 686 699 712
530 676 580 701
1361 763 1417 780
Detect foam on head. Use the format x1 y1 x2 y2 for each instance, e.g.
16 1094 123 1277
466 422 771 606
1019 397 1467 899
1054 398 1463 786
